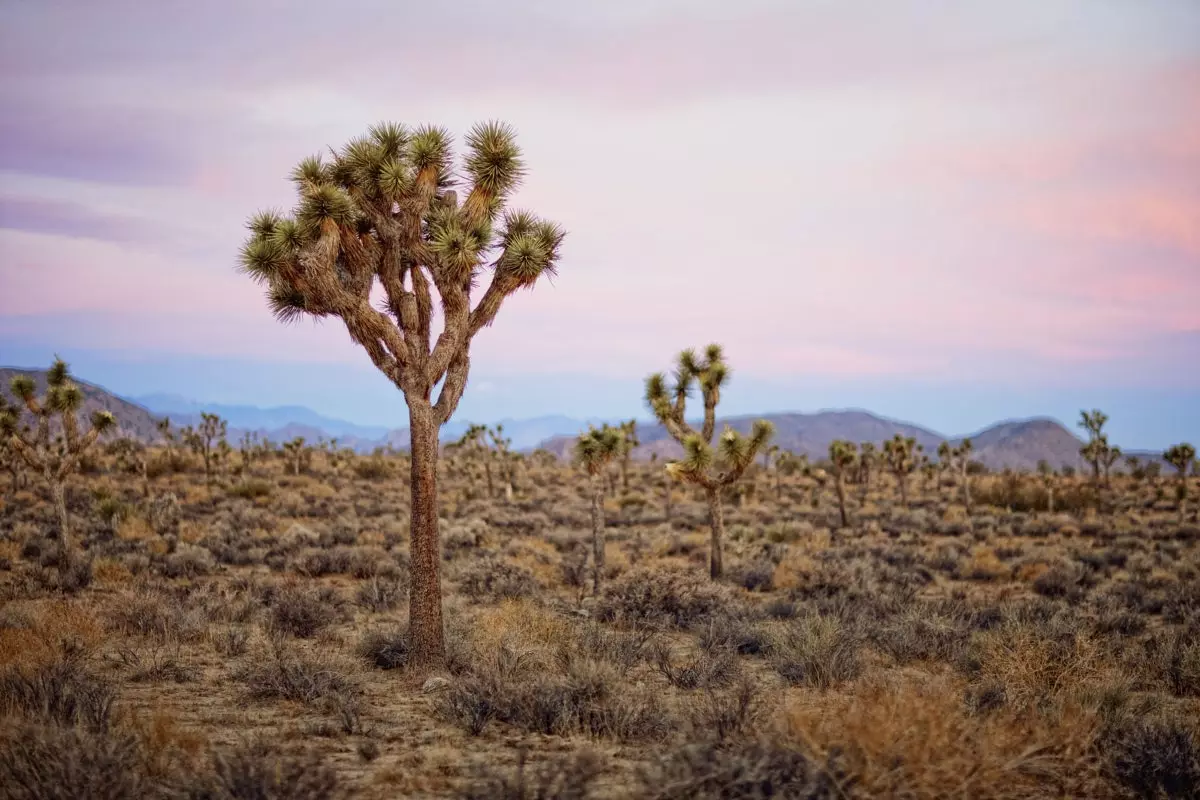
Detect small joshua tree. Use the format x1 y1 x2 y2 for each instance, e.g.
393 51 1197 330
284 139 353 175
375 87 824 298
883 434 919 508
1164 443 1196 518
182 412 227 487
282 436 308 475
618 419 639 491
828 440 857 528
575 424 622 594
456 424 494 498
856 441 877 500
645 344 773 579
0 396 24 495
0 359 115 566
948 438 974 511
1037 459 1056 514
237 121 564 665
1077 409 1109 483
110 437 150 499
489 424 515 501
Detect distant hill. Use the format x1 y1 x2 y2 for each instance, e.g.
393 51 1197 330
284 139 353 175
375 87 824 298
0 367 161 441
0 368 1173 470
536 410 1169 472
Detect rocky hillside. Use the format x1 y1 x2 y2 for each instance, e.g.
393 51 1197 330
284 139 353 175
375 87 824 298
535 410 1152 472
0 367 162 442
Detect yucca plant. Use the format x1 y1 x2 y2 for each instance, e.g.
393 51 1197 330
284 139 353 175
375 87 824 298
1164 443 1196 519
1037 459 1057 514
236 121 563 666
0 359 116 568
828 440 857 528
182 412 227 488
575 424 623 593
109 437 150 499
645 344 774 579
882 434 920 508
618 419 639 491
1077 409 1109 484
0 396 24 495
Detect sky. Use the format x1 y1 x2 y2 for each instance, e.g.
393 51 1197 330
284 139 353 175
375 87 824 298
0 0 1197 448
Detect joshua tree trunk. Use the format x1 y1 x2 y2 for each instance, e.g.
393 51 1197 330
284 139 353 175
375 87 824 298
897 475 909 509
589 474 605 594
408 401 444 666
705 486 725 579
834 475 849 528
50 473 71 566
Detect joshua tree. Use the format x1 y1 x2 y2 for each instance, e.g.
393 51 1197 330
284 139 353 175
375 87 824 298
645 344 773 579
828 440 857 528
1100 442 1122 487
239 431 261 475
575 424 622 594
456 423 494 498
0 359 115 566
110 437 150 499
0 396 24 495
1077 409 1109 483
182 412 227 487
237 121 563 665
156 416 178 466
774 450 801 500
618 419 639 491
488 424 515 501
282 436 308 475
1036 459 1056 514
882 434 919 508
856 441 877 500
948 438 974 511
1164 443 1196 518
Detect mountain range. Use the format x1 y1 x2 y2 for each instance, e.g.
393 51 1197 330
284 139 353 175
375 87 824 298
0 367 1173 471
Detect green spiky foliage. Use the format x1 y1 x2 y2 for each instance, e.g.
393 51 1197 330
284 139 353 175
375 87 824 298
882 434 920 508
575 424 624 594
827 440 857 528
1 359 116 568
1164 443 1196 517
855 441 877 490
0 395 25 495
645 344 775 579
237 121 563 666
182 412 228 487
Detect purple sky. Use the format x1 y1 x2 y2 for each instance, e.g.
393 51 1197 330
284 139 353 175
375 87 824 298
1 0 1197 442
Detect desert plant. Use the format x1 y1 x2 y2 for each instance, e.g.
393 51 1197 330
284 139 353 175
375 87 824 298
645 346 774 579
619 419 639 492
0 396 26 495
883 434 919 508
1 360 116 568
828 440 857 528
1078 409 1110 484
1165 443 1196 519
182 412 227 488
281 436 311 476
236 120 563 666
1037 459 1057 514
575 424 623 594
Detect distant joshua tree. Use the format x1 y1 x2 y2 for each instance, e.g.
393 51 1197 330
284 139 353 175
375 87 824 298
182 412 227 488
1037 459 1056 514
882 434 920 508
1164 443 1196 518
282 436 308 475
0 359 115 568
236 121 564 666
618 419 639 492
645 344 774 579
827 440 857 528
575 424 623 594
1077 409 1110 484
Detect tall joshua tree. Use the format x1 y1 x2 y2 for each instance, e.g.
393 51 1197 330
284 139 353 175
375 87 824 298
183 412 227 487
1078 409 1109 483
237 121 563 665
645 345 773 579
1164 443 1196 519
0 359 115 566
882 434 919 508
828 440 857 528
575 424 622 594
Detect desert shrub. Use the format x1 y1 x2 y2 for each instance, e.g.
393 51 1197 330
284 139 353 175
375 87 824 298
193 736 343 800
291 547 354 577
458 749 606 800
355 575 406 612
0 720 146 800
0 656 117 731
728 559 775 592
1145 629 1200 698
352 457 391 481
268 584 344 638
596 567 737 630
162 544 216 579
227 479 273 500
698 615 771 656
653 644 739 690
766 615 862 688
571 625 654 676
871 605 972 665
687 678 763 742
108 589 206 642
1105 718 1200 800
1032 563 1088 600
232 646 359 706
457 557 538 602
357 629 411 670
635 736 848 800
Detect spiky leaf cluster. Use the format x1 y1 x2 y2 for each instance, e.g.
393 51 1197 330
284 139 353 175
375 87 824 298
1165 443 1196 476
645 345 772 489
828 440 858 476
575 424 623 475
237 121 564 422
883 435 920 476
